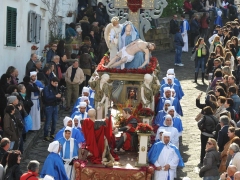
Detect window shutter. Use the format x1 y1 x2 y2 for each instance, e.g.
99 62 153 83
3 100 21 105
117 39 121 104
6 7 17 47
27 11 33 42
35 14 41 44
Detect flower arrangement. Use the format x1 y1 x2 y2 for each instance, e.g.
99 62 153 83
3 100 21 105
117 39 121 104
31 45 39 50
96 55 158 74
135 123 153 133
138 108 154 117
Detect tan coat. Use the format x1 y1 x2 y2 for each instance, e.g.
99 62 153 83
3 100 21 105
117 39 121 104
65 66 85 85
219 136 239 173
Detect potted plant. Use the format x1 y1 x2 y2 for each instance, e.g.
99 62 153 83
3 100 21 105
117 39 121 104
138 108 154 117
31 45 39 53
135 123 153 134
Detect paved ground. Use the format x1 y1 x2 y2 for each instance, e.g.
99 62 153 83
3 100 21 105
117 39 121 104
20 49 207 179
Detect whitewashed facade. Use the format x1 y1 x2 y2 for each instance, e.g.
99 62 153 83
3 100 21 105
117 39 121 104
0 0 78 81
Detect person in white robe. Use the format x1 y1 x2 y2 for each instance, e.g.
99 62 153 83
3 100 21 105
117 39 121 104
58 126 79 180
29 71 42 130
166 106 183 136
148 132 184 180
156 115 179 148
180 14 190 52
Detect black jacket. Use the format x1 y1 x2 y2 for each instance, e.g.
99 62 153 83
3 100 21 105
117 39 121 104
169 19 179 34
217 125 229 152
43 85 60 106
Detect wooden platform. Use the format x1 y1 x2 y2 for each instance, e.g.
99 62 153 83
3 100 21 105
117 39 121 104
74 152 154 180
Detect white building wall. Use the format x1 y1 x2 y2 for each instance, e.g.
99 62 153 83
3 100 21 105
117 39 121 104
0 0 78 81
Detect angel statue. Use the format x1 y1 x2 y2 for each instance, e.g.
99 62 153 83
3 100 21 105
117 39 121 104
88 73 112 119
140 73 160 110
104 17 122 60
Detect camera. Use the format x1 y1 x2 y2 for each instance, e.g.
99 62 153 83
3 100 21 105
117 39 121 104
59 85 67 95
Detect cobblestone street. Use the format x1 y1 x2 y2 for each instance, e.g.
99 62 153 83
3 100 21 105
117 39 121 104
20 49 207 179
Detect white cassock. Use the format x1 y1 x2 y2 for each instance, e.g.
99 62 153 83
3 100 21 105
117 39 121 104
30 91 41 130
181 20 188 52
154 144 180 180
156 126 179 148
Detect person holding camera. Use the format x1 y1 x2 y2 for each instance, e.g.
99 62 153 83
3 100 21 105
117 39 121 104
42 77 61 141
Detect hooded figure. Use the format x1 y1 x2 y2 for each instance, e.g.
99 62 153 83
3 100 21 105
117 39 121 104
166 106 183 136
55 116 85 146
40 141 68 180
155 100 172 126
161 69 181 87
148 131 184 180
160 75 184 100
58 126 79 180
70 101 88 120
71 95 92 115
155 115 179 148
72 115 81 130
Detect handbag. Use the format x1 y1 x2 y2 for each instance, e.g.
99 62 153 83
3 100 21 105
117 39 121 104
195 112 203 122
191 50 196 61
24 114 33 132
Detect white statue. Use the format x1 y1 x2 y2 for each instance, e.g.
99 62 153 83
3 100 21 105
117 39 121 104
89 73 111 119
141 73 160 110
104 17 122 60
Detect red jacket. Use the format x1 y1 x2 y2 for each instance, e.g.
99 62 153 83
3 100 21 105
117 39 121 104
184 1 192 12
20 171 38 180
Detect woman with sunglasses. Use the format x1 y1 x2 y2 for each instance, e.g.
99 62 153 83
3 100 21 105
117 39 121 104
199 138 220 180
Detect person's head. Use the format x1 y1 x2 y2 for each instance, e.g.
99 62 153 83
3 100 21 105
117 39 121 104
30 71 37 82
228 76 236 85
82 87 90 96
5 105 15 115
43 66 51 75
173 14 177 20
181 14 185 20
8 152 21 168
63 116 72 127
35 60 42 70
166 75 174 85
214 69 223 77
50 77 59 87
203 106 214 115
206 138 218 151
6 85 18 95
7 96 18 105
0 73 11 85
144 74 153 84
18 84 26 94
164 88 171 98
167 106 176 117
220 115 230 127
27 160 40 174
97 2 104 8
88 108 96 118
212 36 220 44
164 115 173 126
51 43 57 51
48 141 61 154
89 30 94 36
6 66 17 76
215 44 225 56
57 40 65 53
82 47 89 54
64 127 72 140
159 129 165 141
224 60 231 67
163 100 171 111
145 42 155 52
214 59 221 67
215 87 226 97
210 52 216 59
227 165 238 177
229 86 237 95
195 38 205 47
228 127 236 139
52 55 60 64
225 98 234 108
77 102 87 113
73 116 80 127
72 60 79 68
229 143 240 156
30 53 38 62
123 108 132 118
234 171 240 180
162 131 171 144
217 96 226 106
0 138 10 151
222 66 231 76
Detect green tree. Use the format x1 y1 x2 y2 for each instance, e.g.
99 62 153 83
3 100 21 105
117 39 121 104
162 0 184 17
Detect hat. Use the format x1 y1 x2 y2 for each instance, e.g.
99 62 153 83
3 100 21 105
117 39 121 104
162 131 171 137
48 141 60 153
81 96 89 102
183 178 191 180
77 102 87 108
164 100 171 105
167 106 175 112
170 88 175 92
167 69 175 75
82 87 90 94
163 87 171 92
63 116 72 127
163 114 173 127
7 96 17 104
159 129 166 133
30 71 37 77
73 115 81 128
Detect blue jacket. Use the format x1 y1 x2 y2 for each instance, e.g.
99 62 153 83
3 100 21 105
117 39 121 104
174 32 184 47
46 49 56 63
43 85 60 106
231 94 240 113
